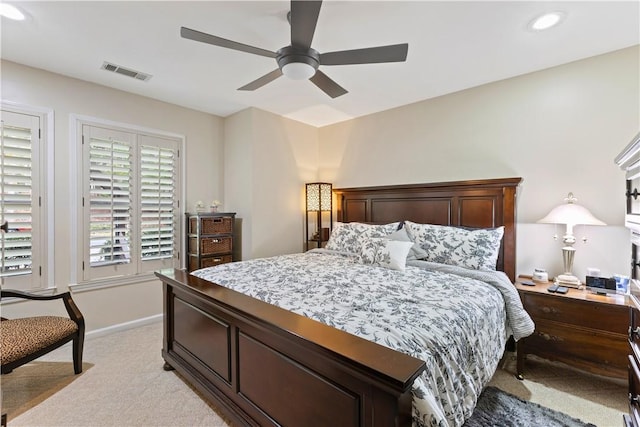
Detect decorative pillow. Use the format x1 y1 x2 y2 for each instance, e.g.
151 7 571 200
358 237 414 271
325 222 400 255
385 227 429 261
404 221 504 271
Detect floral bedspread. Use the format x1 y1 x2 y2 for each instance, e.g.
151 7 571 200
191 250 533 427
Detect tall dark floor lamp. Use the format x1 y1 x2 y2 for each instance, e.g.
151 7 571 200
305 183 332 250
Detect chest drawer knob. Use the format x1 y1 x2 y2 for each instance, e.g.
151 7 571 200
629 326 640 340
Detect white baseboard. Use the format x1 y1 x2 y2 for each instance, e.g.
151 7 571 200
85 314 163 340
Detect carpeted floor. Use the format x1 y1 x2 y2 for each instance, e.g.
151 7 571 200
1 321 626 426
0 360 95 420
488 352 626 427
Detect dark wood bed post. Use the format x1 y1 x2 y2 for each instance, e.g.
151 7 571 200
157 178 522 427
501 182 519 282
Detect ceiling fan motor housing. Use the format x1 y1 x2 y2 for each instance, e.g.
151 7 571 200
277 46 320 72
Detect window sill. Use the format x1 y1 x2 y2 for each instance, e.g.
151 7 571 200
71 272 158 293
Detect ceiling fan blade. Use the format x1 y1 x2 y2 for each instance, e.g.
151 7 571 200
290 0 322 49
309 70 348 98
238 69 283 91
181 27 277 58
320 43 408 65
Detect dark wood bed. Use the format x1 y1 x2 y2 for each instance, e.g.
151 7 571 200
156 177 522 427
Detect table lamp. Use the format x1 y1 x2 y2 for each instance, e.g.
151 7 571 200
537 192 605 287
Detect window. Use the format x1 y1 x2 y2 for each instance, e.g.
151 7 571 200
0 109 45 290
81 123 181 283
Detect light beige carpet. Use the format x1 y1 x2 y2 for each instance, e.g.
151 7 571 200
489 352 626 427
2 322 228 427
1 321 626 426
1 360 94 420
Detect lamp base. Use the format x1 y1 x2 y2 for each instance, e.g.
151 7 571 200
555 274 582 288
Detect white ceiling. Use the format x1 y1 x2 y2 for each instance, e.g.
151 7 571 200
2 1 639 127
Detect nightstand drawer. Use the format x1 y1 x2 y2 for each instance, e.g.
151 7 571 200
522 293 627 333
629 354 640 425
631 304 640 359
523 319 627 377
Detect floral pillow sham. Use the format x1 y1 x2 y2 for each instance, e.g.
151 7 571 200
358 237 414 271
404 221 504 271
325 222 400 255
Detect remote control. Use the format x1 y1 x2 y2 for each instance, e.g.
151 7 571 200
547 284 558 293
519 280 536 286
556 286 568 294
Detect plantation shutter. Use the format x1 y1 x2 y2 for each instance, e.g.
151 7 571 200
0 110 42 289
138 135 179 272
81 125 180 282
83 125 136 280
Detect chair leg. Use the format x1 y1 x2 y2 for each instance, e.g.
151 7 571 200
72 332 84 374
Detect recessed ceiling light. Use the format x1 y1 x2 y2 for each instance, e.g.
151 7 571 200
0 3 25 21
529 11 565 31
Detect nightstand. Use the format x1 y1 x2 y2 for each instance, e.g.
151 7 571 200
515 275 631 379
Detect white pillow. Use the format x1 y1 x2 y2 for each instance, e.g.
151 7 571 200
358 237 414 271
404 221 504 271
325 222 400 254
385 227 428 261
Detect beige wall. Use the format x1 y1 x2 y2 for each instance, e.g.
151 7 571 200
1 60 224 331
319 46 640 279
223 109 255 261
224 108 319 259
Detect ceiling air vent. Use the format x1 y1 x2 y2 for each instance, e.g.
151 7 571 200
101 61 152 82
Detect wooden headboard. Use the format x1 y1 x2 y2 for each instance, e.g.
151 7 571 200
334 177 522 281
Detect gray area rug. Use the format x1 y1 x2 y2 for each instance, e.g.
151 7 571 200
464 386 598 427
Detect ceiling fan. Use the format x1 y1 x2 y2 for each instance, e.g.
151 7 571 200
180 0 408 98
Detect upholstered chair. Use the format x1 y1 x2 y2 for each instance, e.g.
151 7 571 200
0 289 85 375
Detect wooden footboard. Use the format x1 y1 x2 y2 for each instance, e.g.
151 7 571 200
158 269 426 427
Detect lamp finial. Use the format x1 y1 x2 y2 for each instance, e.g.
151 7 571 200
564 192 577 204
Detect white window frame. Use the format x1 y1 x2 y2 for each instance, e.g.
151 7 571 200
70 115 185 291
0 101 54 292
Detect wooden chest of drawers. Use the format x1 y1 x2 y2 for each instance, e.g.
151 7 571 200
627 295 640 426
515 276 630 379
616 131 640 426
185 212 236 272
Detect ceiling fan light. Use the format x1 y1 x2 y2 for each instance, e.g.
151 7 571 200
0 3 25 20
282 62 316 80
529 11 565 31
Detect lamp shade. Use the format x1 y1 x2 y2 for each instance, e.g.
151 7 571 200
282 62 316 80
537 193 605 227
306 183 332 211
